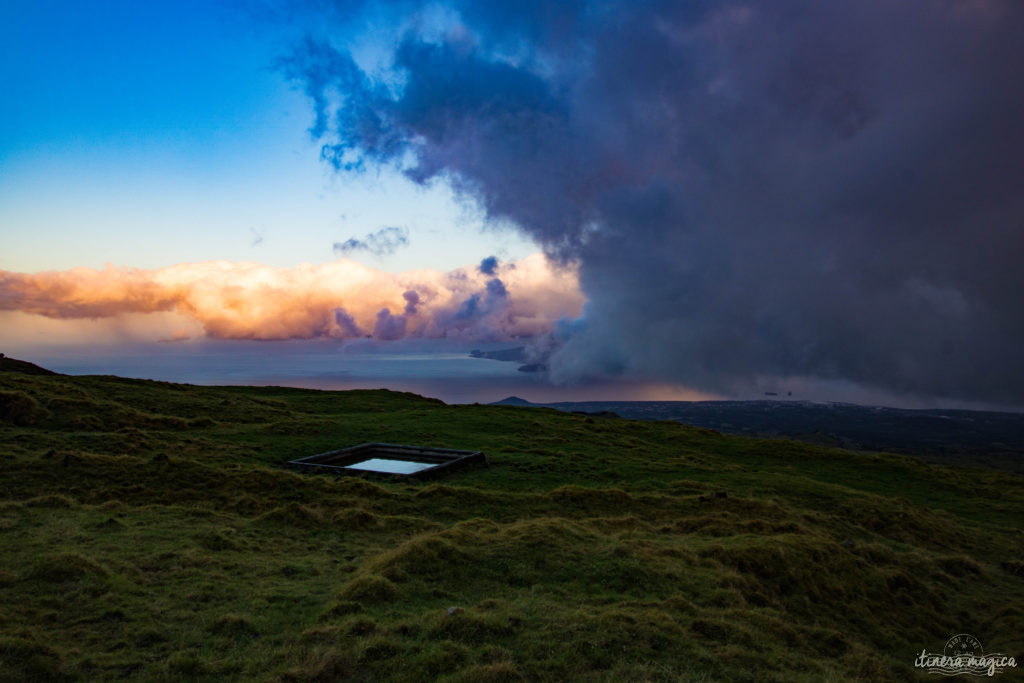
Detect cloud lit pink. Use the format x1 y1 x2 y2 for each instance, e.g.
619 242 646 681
0 254 583 342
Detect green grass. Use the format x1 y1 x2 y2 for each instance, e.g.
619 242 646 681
1 367 1022 681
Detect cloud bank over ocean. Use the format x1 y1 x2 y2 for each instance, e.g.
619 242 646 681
0 253 582 343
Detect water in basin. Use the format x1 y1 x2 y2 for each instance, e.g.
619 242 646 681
344 458 435 475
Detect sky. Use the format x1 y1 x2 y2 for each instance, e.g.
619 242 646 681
0 0 535 274
2 0 1023 409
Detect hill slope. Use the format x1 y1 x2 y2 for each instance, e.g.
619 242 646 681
1 364 1022 680
0 354 59 376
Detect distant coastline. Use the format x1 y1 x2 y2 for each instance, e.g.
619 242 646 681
492 396 1024 474
469 347 546 373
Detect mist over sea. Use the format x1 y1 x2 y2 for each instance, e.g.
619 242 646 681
19 339 697 404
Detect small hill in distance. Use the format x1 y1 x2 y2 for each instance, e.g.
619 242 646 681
494 395 533 406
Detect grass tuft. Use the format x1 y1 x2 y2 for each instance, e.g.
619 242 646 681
339 574 399 604
25 493 76 508
333 507 379 529
258 502 325 527
210 613 260 638
28 553 110 583
0 637 66 680
0 389 51 425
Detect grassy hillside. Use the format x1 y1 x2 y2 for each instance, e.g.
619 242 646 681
1 363 1022 681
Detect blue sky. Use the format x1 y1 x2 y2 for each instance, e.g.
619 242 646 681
0 0 536 273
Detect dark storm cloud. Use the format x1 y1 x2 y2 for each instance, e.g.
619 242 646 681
333 226 409 257
402 289 420 315
485 278 508 299
333 307 362 337
479 256 499 276
373 307 408 340
286 0 1024 403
